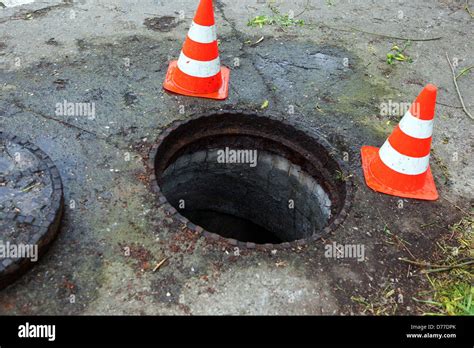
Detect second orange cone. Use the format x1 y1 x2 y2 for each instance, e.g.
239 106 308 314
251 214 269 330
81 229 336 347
163 0 230 100
360 84 439 201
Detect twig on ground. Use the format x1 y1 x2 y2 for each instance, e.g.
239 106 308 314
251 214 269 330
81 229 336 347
420 221 438 229
152 257 168 272
21 182 40 192
436 101 472 109
393 234 417 260
422 260 474 273
294 0 312 18
466 0 474 18
398 257 474 273
455 65 473 79
250 36 265 46
376 208 416 259
267 4 287 32
446 52 474 120
441 195 470 215
306 23 443 42
347 26 443 41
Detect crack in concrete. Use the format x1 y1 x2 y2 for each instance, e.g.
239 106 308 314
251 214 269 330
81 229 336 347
214 0 280 107
12 99 101 138
8 99 137 153
0 2 73 24
2 85 168 160
255 53 322 71
214 0 243 41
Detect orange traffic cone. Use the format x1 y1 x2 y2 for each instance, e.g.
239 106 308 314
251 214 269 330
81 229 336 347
163 0 230 100
361 84 439 200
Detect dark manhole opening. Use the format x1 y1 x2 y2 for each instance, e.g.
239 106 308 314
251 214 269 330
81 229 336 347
185 210 281 244
151 112 350 246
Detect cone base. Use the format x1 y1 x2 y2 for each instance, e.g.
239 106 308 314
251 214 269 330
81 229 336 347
163 61 230 100
361 146 438 201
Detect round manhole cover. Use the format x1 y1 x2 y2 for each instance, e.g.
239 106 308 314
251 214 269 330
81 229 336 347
0 133 63 289
149 111 352 250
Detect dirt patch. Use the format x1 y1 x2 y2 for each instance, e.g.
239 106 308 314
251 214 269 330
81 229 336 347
45 38 60 46
325 193 467 315
151 274 183 304
123 92 138 107
144 16 180 32
119 242 156 275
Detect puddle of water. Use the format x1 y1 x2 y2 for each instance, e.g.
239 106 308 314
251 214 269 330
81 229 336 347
2 0 36 7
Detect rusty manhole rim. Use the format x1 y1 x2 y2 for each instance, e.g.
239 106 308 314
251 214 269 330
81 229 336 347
148 110 354 251
0 132 64 290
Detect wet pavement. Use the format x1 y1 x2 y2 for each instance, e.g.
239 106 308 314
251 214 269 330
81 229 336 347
0 0 472 314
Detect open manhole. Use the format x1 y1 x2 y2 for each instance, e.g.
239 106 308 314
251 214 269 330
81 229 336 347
0 133 63 289
149 111 351 249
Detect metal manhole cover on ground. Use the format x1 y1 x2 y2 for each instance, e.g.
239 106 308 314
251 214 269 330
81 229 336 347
0 133 63 290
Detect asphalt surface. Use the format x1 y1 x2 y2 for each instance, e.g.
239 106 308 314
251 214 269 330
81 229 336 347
0 0 472 315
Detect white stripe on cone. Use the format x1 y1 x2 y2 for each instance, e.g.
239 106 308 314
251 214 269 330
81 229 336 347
177 51 221 78
398 110 434 139
379 140 430 175
187 21 217 44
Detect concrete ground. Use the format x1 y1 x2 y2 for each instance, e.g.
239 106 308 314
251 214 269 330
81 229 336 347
0 0 472 315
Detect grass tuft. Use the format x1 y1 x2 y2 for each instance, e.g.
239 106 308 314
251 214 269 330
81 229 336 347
415 215 473 315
